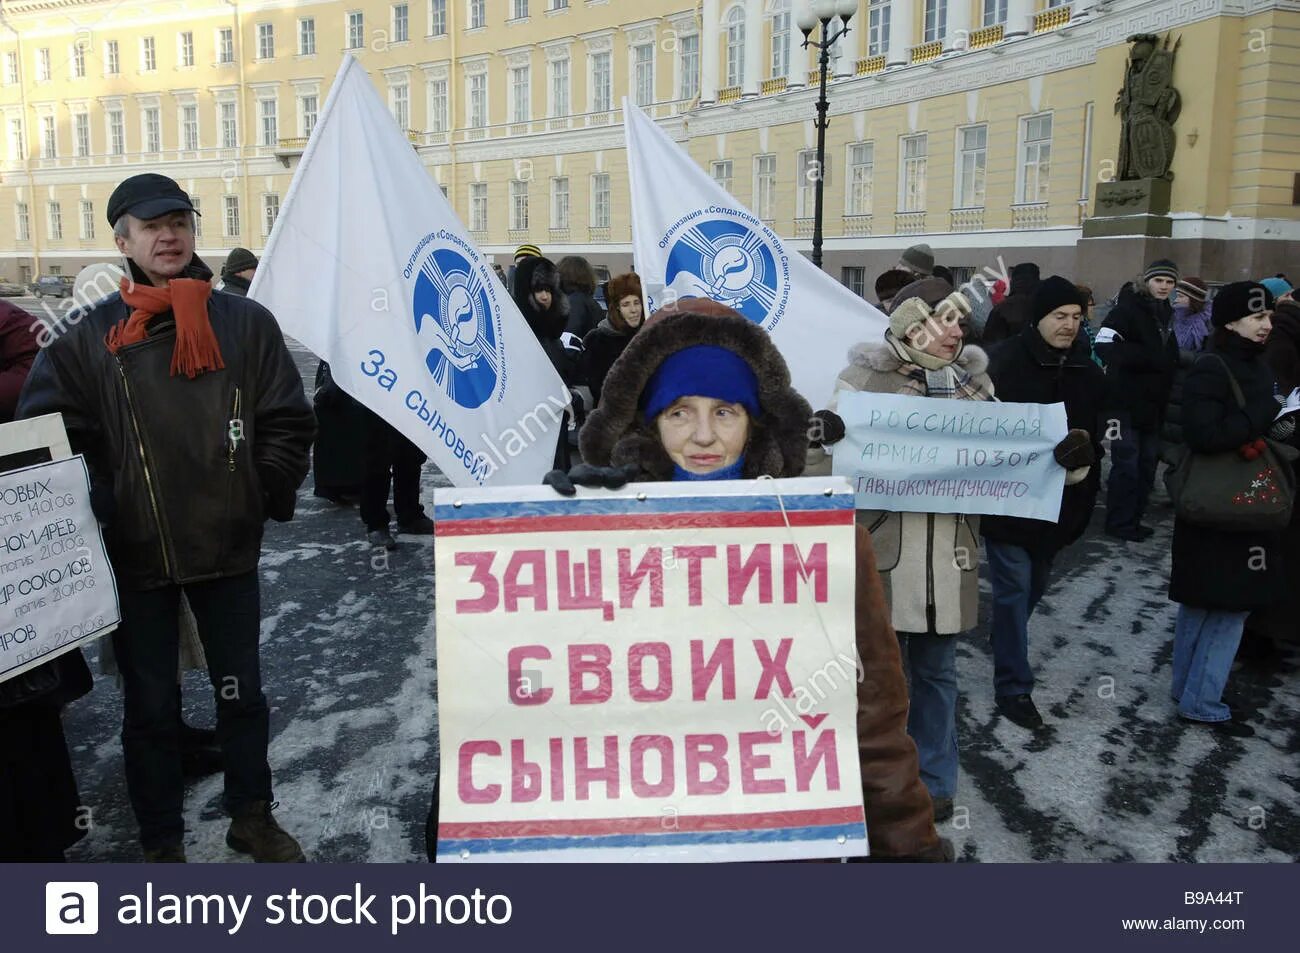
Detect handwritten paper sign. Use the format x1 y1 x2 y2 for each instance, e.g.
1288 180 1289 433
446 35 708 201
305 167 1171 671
833 392 1068 520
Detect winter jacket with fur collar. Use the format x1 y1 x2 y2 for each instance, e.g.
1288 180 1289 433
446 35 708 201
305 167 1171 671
809 339 993 635
581 301 945 860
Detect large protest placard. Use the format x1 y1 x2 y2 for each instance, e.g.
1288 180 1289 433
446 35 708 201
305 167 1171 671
432 477 867 863
0 452 120 683
833 392 1069 520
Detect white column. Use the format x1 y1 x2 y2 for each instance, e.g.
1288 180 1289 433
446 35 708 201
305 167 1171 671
742 0 763 97
701 0 720 103
786 13 805 88
944 0 973 53
887 0 916 67
1006 0 1033 38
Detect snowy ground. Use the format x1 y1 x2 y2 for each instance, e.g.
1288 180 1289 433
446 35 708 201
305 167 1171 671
60 342 1300 863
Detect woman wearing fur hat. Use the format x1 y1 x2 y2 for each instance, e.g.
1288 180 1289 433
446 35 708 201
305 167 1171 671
513 255 578 469
1169 281 1289 737
565 299 947 860
582 272 644 407
807 277 990 821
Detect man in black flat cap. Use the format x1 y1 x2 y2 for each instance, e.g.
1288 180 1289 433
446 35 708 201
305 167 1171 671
221 247 259 297
16 172 315 863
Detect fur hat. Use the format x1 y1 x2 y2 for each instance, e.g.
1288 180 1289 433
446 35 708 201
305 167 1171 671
886 277 971 342
607 272 642 307
580 300 812 482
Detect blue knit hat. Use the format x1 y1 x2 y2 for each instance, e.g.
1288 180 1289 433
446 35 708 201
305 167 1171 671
642 345 761 423
1260 276 1292 301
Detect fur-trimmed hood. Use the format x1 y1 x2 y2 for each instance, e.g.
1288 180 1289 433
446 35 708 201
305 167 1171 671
512 255 568 340
579 301 813 481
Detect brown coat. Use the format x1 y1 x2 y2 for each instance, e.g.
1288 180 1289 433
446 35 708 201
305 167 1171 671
581 300 945 860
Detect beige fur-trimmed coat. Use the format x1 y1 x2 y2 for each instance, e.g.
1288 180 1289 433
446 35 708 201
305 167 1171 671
808 339 994 636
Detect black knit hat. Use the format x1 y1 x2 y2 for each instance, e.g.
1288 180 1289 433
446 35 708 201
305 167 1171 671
1143 258 1180 283
221 247 258 279
1033 275 1085 321
1211 281 1273 328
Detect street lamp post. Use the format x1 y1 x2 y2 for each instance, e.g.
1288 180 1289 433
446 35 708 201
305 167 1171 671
797 0 857 271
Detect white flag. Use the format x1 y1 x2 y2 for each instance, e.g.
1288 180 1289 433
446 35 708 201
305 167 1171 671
624 100 888 410
250 56 567 488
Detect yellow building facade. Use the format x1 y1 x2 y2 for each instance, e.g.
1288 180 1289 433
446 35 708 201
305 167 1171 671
1 0 1298 295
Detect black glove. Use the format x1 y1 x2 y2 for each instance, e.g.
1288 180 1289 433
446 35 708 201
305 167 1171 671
543 463 640 497
1053 429 1095 470
809 409 846 448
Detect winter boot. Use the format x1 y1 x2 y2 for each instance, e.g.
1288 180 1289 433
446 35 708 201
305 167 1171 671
226 801 306 863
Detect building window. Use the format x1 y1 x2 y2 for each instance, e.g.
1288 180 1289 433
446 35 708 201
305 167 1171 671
36 48 51 82
259 99 277 146
468 73 487 127
633 43 655 106
181 104 198 150
924 0 947 43
590 50 611 112
8 117 24 160
107 109 125 155
868 0 890 56
469 182 488 231
549 56 569 117
143 107 161 153
983 0 1007 25
257 23 274 60
220 102 238 147
141 36 156 71
179 31 194 67
428 80 448 131
393 3 410 42
551 177 569 229
847 142 874 214
726 6 745 88
4 52 17 85
512 0 529 18
511 65 530 123
300 95 318 137
679 33 699 101
901 133 927 212
224 194 240 237
74 113 90 157
956 125 987 208
771 10 790 79
798 149 833 217
263 193 280 236
106 39 120 74
15 202 30 242
40 115 56 159
842 266 866 297
218 28 234 64
469 0 486 29
80 200 95 240
430 0 447 36
509 179 529 231
298 18 316 55
711 159 733 193
72 43 86 78
47 201 62 241
391 82 410 129
591 172 611 228
551 0 568 9
1019 113 1052 203
753 154 776 220
347 12 365 50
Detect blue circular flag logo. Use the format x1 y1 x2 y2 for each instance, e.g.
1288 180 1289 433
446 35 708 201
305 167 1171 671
411 246 501 409
662 215 791 330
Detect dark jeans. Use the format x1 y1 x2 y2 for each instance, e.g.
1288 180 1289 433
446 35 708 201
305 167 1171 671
360 422 428 531
113 572 271 848
1106 415 1159 533
985 539 1055 699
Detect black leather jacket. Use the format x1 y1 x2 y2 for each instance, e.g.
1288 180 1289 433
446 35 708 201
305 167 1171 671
16 258 315 590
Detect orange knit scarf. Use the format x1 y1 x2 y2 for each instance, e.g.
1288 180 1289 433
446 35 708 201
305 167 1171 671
105 276 225 379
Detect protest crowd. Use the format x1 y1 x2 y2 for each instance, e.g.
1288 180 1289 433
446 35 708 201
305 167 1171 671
1 166 1298 865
